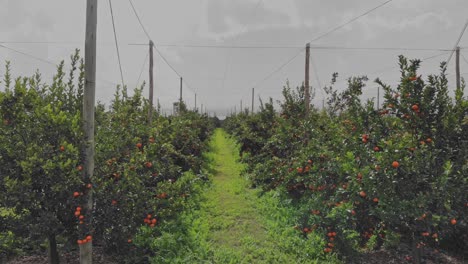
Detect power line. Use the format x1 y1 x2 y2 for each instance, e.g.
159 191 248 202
0 43 120 86
128 0 198 99
446 18 468 64
127 43 453 51
249 0 394 92
128 0 151 40
136 50 149 87
109 0 125 87
309 0 394 43
0 40 456 53
461 53 468 65
0 44 55 65
252 48 305 90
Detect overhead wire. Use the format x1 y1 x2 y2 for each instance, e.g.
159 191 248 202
136 50 149 88
0 43 119 86
308 0 394 43
461 52 468 65
446 18 468 64
128 0 198 101
109 0 125 88
250 0 395 92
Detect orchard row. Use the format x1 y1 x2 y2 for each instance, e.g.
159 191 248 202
0 51 215 263
224 56 467 262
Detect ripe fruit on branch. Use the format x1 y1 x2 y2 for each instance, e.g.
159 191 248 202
60 145 65 152
359 191 366 198
392 161 400 168
136 143 142 149
450 218 457 225
73 192 80 198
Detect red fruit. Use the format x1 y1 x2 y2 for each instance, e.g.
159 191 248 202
373 198 379 203
79 215 84 220
303 227 310 233
392 161 400 168
411 104 419 111
145 162 153 168
74 211 80 217
73 192 80 198
149 224 155 228
332 232 337 237
327 243 334 248
76 206 82 211
127 239 132 243
151 218 157 224
357 173 363 180
359 191 366 198
450 218 457 225
297 167 303 173
77 240 83 245
421 232 429 237
79 221 84 225
86 183 92 189
362 138 368 143
374 146 380 152
426 138 432 143
86 235 92 241
147 214 152 219
307 159 313 164
432 233 438 238
351 210 356 216
324 248 332 253
136 143 142 149
329 237 335 242
149 137 155 143
111 200 117 205
77 165 83 171
60 145 65 152
409 76 418 81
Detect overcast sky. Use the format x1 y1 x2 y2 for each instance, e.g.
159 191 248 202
1 0 468 116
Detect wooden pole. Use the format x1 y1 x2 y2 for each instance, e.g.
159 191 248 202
82 0 97 263
179 77 183 102
377 86 380 110
240 100 243 113
305 43 310 117
456 46 461 89
148 40 154 124
251 88 254 114
194 93 197 112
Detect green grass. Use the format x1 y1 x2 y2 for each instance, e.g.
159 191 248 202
151 129 339 263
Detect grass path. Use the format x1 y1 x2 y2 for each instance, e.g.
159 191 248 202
183 129 334 263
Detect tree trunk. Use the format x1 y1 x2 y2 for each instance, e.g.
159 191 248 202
48 233 60 264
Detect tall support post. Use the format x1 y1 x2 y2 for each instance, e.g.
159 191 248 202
240 100 243 113
82 0 97 263
148 40 154 124
456 46 461 89
305 43 311 117
377 86 380 110
251 88 254 114
180 77 183 102
194 93 197 112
